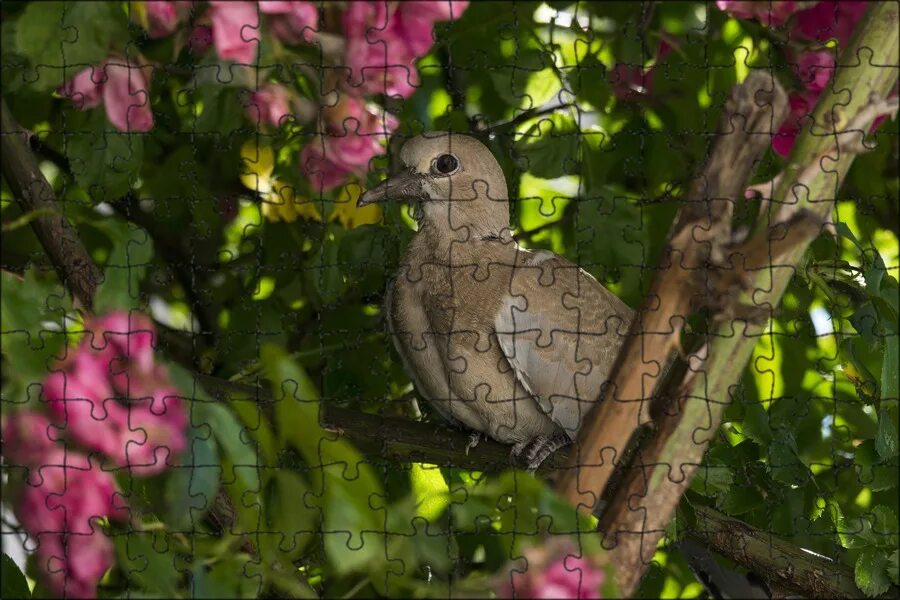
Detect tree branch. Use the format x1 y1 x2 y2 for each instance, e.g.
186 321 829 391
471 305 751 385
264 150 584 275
554 71 790 512
688 505 869 599
1 96 100 311
591 4 900 596
191 372 874 598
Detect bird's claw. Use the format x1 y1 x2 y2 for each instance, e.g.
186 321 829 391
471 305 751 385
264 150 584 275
510 435 570 472
465 432 482 455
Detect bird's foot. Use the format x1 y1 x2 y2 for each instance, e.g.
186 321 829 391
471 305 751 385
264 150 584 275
465 432 482 455
510 434 571 473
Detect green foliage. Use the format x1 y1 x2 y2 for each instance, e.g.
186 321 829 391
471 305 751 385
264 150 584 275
1 553 30 599
1 1 897 598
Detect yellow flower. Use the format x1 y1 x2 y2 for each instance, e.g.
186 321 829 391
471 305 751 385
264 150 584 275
240 141 275 194
264 181 322 223
240 140 321 223
330 183 382 229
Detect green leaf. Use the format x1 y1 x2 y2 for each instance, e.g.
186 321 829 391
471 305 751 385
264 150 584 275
0 269 71 395
116 532 179 596
305 224 348 307
888 549 899 586
16 2 123 90
870 506 900 548
516 112 580 178
338 225 396 299
855 549 891 597
263 471 317 560
191 85 246 135
66 110 144 199
261 344 384 574
855 440 898 491
165 426 220 530
881 333 898 402
875 408 899 460
768 429 809 486
262 343 321 458
1 553 30 599
572 53 611 109
195 403 260 495
742 399 773 448
91 220 154 312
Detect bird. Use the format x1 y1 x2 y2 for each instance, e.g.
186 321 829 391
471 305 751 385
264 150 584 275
358 131 633 470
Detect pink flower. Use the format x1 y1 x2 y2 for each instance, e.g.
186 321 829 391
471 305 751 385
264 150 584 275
300 97 398 191
59 67 104 110
501 546 605 599
261 1 319 44
41 312 187 474
88 312 157 380
793 1 869 47
794 50 835 93
610 40 672 102
715 1 816 26
101 59 155 133
343 2 419 98
247 83 294 128
300 142 354 191
188 25 214 55
772 91 816 157
0 411 57 466
44 352 123 458
17 449 125 599
394 1 469 57
144 1 183 38
209 1 260 64
118 388 189 475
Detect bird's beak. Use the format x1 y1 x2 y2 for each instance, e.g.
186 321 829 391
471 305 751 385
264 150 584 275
358 170 427 207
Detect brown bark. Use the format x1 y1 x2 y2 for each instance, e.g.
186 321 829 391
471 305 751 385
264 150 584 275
554 71 790 513
1 97 100 310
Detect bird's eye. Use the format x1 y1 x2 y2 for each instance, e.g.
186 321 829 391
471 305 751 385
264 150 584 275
432 153 459 175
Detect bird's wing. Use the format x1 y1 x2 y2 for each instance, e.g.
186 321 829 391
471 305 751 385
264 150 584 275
494 250 632 438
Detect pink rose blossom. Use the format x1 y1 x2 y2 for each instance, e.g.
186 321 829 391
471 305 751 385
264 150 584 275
300 97 398 191
261 1 319 44
772 91 816 157
144 1 182 38
88 312 157 379
188 25 214 55
1 411 57 466
342 1 467 97
34 530 116 599
17 449 125 599
247 83 294 128
102 59 155 133
342 2 418 98
715 1 816 26
209 1 260 64
300 142 354 191
394 1 469 57
501 545 605 599
118 387 189 474
59 67 104 110
793 1 869 47
44 352 123 458
794 50 835 93
610 40 672 102
42 312 187 474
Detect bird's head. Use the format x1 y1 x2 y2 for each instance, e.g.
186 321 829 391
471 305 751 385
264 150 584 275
358 132 510 236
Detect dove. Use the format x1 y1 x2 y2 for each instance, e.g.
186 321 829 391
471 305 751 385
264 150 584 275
358 131 633 470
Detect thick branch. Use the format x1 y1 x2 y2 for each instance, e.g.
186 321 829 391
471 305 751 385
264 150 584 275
1 97 100 310
689 505 867 599
596 4 900 596
554 71 789 512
